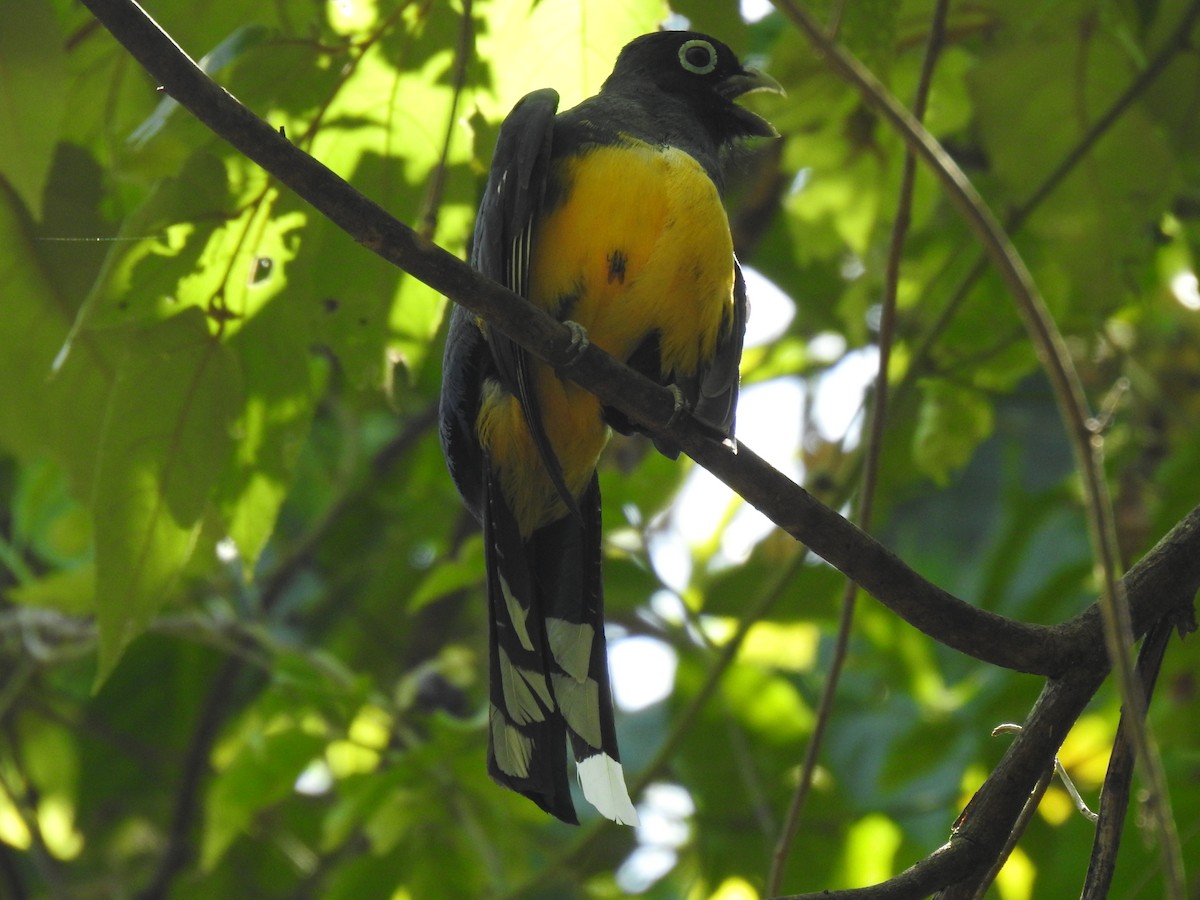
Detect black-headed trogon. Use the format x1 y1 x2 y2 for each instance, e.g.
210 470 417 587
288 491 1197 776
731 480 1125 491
439 31 781 825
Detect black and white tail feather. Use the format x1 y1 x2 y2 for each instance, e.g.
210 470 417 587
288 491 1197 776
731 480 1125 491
483 463 637 824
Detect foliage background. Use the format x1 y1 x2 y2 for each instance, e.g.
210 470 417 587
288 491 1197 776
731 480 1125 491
2 0 1199 897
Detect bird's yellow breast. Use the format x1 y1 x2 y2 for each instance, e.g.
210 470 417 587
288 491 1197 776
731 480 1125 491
477 138 735 535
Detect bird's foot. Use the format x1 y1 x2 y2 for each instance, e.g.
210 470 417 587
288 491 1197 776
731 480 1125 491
558 320 590 367
667 386 731 443
666 384 688 427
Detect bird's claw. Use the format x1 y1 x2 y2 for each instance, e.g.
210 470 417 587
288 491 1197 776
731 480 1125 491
559 320 590 367
666 385 688 427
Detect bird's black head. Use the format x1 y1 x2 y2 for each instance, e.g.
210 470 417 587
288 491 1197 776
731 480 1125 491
602 31 783 144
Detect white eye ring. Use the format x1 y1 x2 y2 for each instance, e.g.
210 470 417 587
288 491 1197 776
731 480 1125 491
678 39 717 75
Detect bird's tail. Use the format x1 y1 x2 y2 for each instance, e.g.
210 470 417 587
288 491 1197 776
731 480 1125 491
483 470 638 825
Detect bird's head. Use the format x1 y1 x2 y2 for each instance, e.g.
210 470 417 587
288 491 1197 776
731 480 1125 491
602 30 784 142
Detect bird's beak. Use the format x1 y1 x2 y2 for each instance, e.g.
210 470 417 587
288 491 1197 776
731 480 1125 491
719 67 785 138
720 67 786 100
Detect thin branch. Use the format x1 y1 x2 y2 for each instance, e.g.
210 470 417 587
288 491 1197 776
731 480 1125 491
964 765 1055 900
78 0 1100 678
77 4 1200 895
135 655 247 900
1081 616 1177 899
768 2 951 892
415 0 473 241
772 3 1193 891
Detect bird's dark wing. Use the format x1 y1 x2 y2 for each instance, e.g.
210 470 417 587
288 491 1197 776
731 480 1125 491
471 88 579 521
439 303 488 520
604 258 747 458
693 257 748 439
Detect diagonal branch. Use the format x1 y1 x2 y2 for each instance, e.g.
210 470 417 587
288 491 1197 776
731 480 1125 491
79 3 1200 897
773 4 1198 890
1080 617 1174 899
78 0 1200 679
769 1 952 891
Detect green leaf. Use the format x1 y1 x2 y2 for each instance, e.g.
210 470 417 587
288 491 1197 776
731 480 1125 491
970 33 1177 314
407 536 485 613
0 166 119 502
6 566 96 616
912 380 994 486
0 0 67 219
201 726 326 871
11 456 92 573
478 0 670 116
92 309 240 682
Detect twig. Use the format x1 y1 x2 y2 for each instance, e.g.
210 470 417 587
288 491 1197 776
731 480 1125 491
991 724 1098 822
134 654 248 900
415 0 473 240
768 5 952 891
79 0 1100 679
773 2 1192 892
1081 616 1177 898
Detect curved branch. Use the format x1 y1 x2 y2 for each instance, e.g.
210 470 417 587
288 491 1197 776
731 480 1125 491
771 7 1197 888
770 2 951 890
1081 618 1174 899
78 4 1200 897
79 0 1200 679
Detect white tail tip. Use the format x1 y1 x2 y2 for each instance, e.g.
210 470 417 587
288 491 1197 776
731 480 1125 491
576 753 640 825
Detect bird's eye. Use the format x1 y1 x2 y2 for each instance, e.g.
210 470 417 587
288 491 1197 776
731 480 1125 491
678 39 717 75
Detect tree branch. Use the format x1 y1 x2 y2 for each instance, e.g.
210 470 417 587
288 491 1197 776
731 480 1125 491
1080 617 1174 899
77 2 1200 896
134 655 247 900
769 1 951 890
78 0 1200 677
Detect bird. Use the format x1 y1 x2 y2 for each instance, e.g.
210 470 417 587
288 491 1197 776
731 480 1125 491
439 30 781 825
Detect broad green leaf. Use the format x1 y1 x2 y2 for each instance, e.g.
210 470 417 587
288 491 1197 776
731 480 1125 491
970 34 1177 314
217 303 323 571
407 536 485 613
321 768 409 853
719 660 813 742
67 150 235 333
0 188 73 459
201 727 326 871
208 191 320 569
837 0 899 72
835 814 902 888
0 0 67 219
912 380 994 485
478 0 670 116
0 163 118 501
6 565 95 616
92 309 240 681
